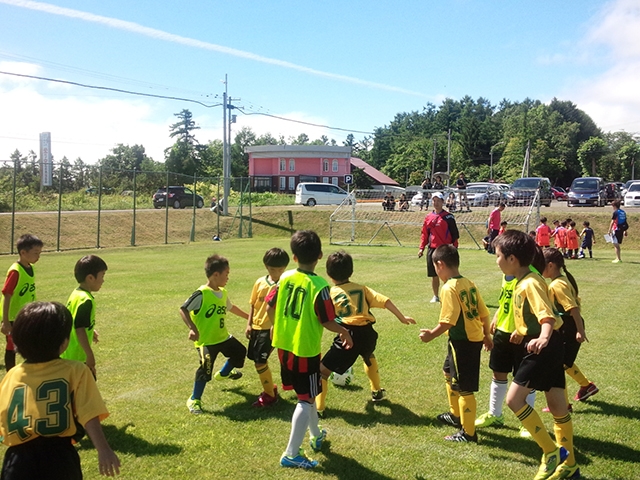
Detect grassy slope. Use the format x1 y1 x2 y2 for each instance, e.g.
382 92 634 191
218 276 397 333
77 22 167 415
2 235 638 479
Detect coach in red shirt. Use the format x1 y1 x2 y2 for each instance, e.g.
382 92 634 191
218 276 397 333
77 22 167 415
487 203 505 254
417 192 459 303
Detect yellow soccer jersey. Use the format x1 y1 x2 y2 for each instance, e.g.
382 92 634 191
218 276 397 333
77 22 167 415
250 275 277 330
330 282 389 326
548 276 580 315
513 272 562 337
439 276 490 342
0 359 108 447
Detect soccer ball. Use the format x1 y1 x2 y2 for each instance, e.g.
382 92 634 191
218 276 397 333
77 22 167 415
329 367 355 387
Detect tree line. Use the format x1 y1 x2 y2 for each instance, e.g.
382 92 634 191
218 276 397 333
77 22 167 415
2 98 639 198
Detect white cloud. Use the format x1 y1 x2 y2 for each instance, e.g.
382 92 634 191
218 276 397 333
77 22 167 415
569 0 640 132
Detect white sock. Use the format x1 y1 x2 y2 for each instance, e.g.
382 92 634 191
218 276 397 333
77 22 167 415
285 401 311 457
308 402 321 438
526 389 536 408
489 379 508 417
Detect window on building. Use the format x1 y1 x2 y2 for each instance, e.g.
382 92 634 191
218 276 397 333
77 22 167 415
331 177 338 185
322 177 329 183
289 159 295 171
279 158 286 171
288 177 296 191
279 176 286 190
323 159 329 172
332 159 338 172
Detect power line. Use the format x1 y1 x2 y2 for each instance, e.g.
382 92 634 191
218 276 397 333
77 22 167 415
0 71 223 108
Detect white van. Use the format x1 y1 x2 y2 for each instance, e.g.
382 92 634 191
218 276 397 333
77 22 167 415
295 182 353 207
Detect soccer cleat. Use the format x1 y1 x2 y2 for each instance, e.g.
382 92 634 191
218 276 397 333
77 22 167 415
430 296 440 303
309 429 327 452
612 259 621 263
475 412 504 428
437 412 462 428
574 382 598 402
186 397 203 415
280 450 318 469
519 426 532 438
371 389 387 402
252 388 278 407
317 409 325 419
548 463 581 479
214 368 243 381
444 429 478 443
534 447 569 480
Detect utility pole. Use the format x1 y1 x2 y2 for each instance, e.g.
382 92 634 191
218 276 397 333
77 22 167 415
446 129 451 187
222 75 230 216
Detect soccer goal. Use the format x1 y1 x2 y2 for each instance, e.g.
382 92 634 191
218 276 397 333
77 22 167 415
329 188 542 249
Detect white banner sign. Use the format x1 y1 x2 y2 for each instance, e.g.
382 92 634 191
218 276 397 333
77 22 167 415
39 132 52 187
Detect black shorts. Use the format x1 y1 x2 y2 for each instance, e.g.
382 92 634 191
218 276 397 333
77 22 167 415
1 436 82 480
513 330 565 392
580 238 592 249
489 329 526 375
322 324 378 374
442 339 482 392
247 329 273 364
615 229 624 244
559 316 581 368
195 336 247 383
426 247 437 278
278 349 322 402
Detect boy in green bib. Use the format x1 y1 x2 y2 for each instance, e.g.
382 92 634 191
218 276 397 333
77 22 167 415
61 255 108 379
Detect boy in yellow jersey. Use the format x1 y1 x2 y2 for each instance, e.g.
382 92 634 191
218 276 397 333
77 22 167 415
245 247 290 407
476 246 547 436
266 230 353 469
419 244 492 443
316 250 415 416
493 230 577 480
0 234 43 371
0 302 120 478
180 254 249 415
61 255 108 379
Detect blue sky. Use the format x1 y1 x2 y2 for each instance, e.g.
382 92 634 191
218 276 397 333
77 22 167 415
1 0 639 163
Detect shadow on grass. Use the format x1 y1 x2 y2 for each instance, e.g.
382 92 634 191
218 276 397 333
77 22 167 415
579 399 640 420
319 449 395 480
77 423 182 456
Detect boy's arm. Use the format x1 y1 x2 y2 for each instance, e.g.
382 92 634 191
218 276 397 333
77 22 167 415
230 304 249 320
384 299 416 325
322 320 353 349
179 307 199 342
84 416 121 477
419 322 452 343
481 315 493 351
245 305 255 339
1 292 12 334
526 318 555 354
76 328 96 377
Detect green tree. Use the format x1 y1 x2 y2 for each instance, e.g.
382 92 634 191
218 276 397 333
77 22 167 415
577 137 608 176
165 109 201 176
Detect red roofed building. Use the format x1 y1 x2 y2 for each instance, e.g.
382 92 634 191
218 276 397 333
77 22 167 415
246 145 399 193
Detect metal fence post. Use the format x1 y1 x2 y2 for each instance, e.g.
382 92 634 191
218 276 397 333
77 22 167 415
97 164 103 249
57 162 63 252
190 172 196 242
130 168 137 246
164 171 170 244
10 158 17 254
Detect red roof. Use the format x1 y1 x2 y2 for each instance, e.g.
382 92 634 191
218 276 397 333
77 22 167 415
350 157 399 186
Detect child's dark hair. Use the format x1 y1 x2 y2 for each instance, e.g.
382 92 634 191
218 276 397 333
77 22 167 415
432 244 460 268
17 234 43 253
500 220 508 226
531 244 546 274
493 230 535 267
553 219 560 225
205 254 229 277
543 248 579 295
570 221 576 228
583 221 590 227
263 248 290 268
290 230 322 265
540 217 547 223
612 200 621 208
326 250 353 282
12 302 72 363
74 255 108 283
529 231 536 237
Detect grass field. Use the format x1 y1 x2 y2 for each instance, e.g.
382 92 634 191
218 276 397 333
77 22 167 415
1 238 640 479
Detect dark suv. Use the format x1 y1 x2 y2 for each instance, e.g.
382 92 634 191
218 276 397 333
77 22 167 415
506 177 553 207
153 186 204 209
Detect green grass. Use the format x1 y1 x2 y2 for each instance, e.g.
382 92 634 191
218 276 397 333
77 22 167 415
3 239 639 479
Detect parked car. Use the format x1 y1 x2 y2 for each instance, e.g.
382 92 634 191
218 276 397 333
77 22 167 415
153 186 204 209
621 179 637 198
567 177 606 207
295 182 354 207
506 177 553 207
624 182 640 207
551 187 568 201
465 182 508 207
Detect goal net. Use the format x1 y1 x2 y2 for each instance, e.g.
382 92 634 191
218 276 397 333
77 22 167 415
329 187 542 249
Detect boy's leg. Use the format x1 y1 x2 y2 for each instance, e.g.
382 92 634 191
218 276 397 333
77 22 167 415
216 337 247 379
444 373 461 418
547 388 576 467
4 334 15 371
285 401 313 457
256 363 276 397
315 364 332 414
507 383 557 454
364 356 381 392
459 392 477 436
488 373 508 417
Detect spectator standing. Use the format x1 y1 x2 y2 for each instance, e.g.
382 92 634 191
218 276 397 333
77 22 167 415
487 203 505 254
456 173 469 210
